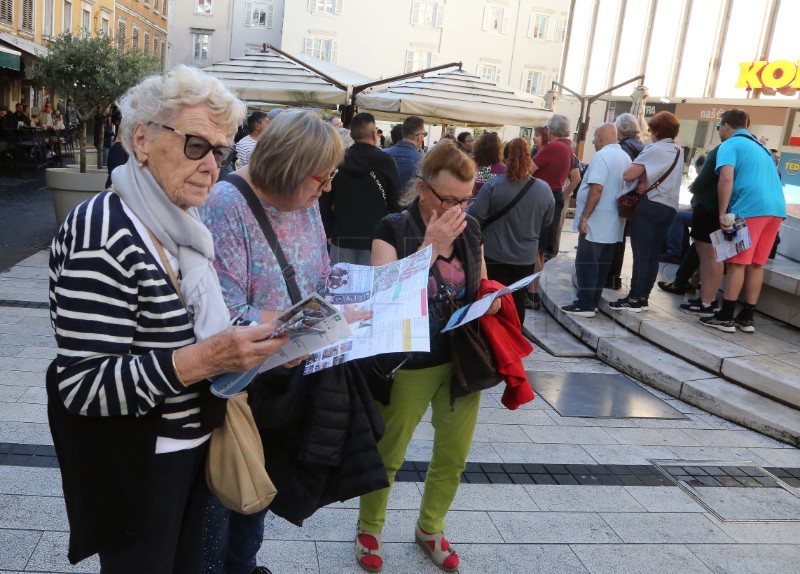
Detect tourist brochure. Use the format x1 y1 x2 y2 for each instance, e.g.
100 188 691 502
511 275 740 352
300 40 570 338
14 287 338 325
441 271 542 332
211 246 433 396
710 218 752 262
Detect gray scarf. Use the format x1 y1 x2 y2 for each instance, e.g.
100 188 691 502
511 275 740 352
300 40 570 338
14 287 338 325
112 157 230 341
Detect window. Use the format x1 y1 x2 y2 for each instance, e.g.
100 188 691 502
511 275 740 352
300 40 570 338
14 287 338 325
411 1 443 27
43 0 54 36
21 0 34 32
144 29 150 54
100 15 108 36
132 26 139 50
195 0 211 15
524 70 546 96
62 0 71 33
117 18 126 50
556 17 567 42
80 6 90 36
0 0 12 25
160 39 166 69
163 0 168 17
483 5 505 33
193 32 210 62
308 0 341 15
153 0 158 12
245 1 274 29
479 63 502 83
153 34 159 55
405 49 436 73
303 36 338 62
529 13 548 39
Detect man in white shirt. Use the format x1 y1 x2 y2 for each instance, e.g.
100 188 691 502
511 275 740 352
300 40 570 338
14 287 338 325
235 111 267 166
562 123 632 317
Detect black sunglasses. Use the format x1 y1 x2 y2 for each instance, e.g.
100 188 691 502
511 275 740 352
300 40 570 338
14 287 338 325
421 177 474 209
152 123 235 168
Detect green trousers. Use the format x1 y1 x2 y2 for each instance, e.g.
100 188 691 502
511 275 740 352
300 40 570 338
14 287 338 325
358 362 481 534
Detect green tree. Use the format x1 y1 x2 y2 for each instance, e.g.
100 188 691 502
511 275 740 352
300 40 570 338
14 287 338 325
28 33 158 172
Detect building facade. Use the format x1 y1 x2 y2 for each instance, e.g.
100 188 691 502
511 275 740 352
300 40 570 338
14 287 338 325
167 0 233 69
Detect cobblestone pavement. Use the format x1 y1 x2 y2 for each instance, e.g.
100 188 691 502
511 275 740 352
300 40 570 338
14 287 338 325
1 250 799 573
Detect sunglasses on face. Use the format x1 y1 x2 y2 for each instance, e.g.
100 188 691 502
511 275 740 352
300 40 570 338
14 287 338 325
152 123 235 168
310 168 339 190
421 177 474 209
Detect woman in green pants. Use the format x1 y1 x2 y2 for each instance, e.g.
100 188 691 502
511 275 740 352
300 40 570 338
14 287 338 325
357 144 501 572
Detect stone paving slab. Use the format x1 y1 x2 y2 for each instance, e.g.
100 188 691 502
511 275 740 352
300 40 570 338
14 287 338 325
686 544 800 574
571 543 716 574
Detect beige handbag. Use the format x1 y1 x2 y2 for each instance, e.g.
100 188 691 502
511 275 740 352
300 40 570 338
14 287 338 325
143 226 277 515
205 392 277 514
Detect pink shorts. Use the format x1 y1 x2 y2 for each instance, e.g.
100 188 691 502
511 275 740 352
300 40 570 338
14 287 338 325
726 216 782 265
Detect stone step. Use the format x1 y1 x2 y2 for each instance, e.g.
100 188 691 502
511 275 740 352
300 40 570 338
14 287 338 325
522 307 594 357
538 248 800 446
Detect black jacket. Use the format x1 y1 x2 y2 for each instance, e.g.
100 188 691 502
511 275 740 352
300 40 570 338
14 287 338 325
320 142 402 250
248 362 388 525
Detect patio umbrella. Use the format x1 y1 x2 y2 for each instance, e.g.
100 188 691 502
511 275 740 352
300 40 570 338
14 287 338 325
202 48 364 107
355 69 550 127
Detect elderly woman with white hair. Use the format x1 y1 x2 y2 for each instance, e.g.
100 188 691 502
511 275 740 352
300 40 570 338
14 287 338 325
47 66 289 573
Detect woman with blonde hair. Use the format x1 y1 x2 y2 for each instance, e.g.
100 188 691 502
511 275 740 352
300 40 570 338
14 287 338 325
356 144 501 573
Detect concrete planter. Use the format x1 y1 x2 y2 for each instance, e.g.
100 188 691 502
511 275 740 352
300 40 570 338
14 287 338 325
46 167 108 226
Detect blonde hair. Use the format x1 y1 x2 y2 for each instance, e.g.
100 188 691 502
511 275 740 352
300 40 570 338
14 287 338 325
400 143 476 205
116 65 246 155
249 108 344 198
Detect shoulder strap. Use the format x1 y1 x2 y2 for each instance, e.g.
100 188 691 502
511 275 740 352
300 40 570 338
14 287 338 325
643 147 681 194
369 171 388 207
481 177 535 229
225 173 303 305
732 132 775 161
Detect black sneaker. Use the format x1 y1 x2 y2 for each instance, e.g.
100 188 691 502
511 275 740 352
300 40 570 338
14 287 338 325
679 299 717 317
608 296 643 312
525 292 541 310
735 318 756 333
561 303 596 318
658 280 687 295
640 298 649 311
700 314 735 333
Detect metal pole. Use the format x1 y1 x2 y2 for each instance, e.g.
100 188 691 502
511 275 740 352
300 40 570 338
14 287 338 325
579 0 600 96
705 0 733 98
666 0 692 98
605 0 627 90
752 0 781 99
558 0 578 87
638 0 658 77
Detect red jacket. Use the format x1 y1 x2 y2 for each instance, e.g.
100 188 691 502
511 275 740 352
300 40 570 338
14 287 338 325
478 279 535 409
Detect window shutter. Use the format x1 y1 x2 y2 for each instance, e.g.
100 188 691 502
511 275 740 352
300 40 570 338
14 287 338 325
307 0 315 12
411 1 419 24
481 6 488 30
435 3 444 27
266 3 274 28
330 40 339 63
406 50 415 73
304 37 314 55
501 13 509 33
495 68 502 84
244 1 253 26
527 13 533 37
334 0 343 15
431 52 438 67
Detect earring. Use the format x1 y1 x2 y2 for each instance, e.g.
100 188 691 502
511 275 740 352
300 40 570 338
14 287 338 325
137 161 144 168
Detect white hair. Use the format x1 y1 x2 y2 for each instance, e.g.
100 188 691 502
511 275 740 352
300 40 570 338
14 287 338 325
546 114 571 137
614 113 641 137
116 65 246 155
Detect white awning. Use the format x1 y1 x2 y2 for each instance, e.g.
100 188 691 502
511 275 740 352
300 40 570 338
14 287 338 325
202 51 361 107
0 32 49 59
356 69 550 127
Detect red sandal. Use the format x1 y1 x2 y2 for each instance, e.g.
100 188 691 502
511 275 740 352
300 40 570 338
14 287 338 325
415 523 459 572
355 527 383 572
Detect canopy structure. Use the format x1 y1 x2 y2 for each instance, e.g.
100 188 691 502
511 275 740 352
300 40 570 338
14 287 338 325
355 69 551 127
202 49 363 107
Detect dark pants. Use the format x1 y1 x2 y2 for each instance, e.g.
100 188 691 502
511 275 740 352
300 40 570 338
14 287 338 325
574 235 615 311
486 258 536 326
98 443 209 574
629 196 676 299
203 496 268 574
539 188 564 255
607 221 630 283
663 209 693 259
674 242 699 287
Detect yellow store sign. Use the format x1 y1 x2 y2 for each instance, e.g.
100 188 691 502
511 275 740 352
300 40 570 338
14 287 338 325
737 60 800 89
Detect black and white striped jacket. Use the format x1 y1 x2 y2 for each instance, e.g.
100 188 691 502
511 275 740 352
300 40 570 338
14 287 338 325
49 191 206 440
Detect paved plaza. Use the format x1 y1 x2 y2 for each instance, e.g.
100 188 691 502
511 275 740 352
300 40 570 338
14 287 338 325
1 245 799 573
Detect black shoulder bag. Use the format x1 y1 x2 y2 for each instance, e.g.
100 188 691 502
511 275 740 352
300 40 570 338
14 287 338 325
401 211 502 401
481 177 536 229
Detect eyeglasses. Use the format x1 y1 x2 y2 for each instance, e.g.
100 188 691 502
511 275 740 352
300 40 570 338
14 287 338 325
421 177 474 209
310 168 338 190
416 131 428 137
152 123 235 168
716 123 724 131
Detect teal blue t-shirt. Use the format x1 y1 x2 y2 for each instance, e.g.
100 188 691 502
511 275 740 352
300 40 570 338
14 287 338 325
715 130 786 218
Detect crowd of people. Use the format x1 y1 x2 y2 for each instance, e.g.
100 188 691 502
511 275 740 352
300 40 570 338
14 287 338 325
44 64 788 574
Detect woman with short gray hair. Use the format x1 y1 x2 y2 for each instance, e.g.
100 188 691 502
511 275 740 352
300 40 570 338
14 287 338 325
48 65 289 573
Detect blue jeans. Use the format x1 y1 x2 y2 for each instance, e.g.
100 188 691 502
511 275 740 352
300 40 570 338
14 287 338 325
574 234 615 311
629 196 676 299
203 495 268 574
664 209 693 258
